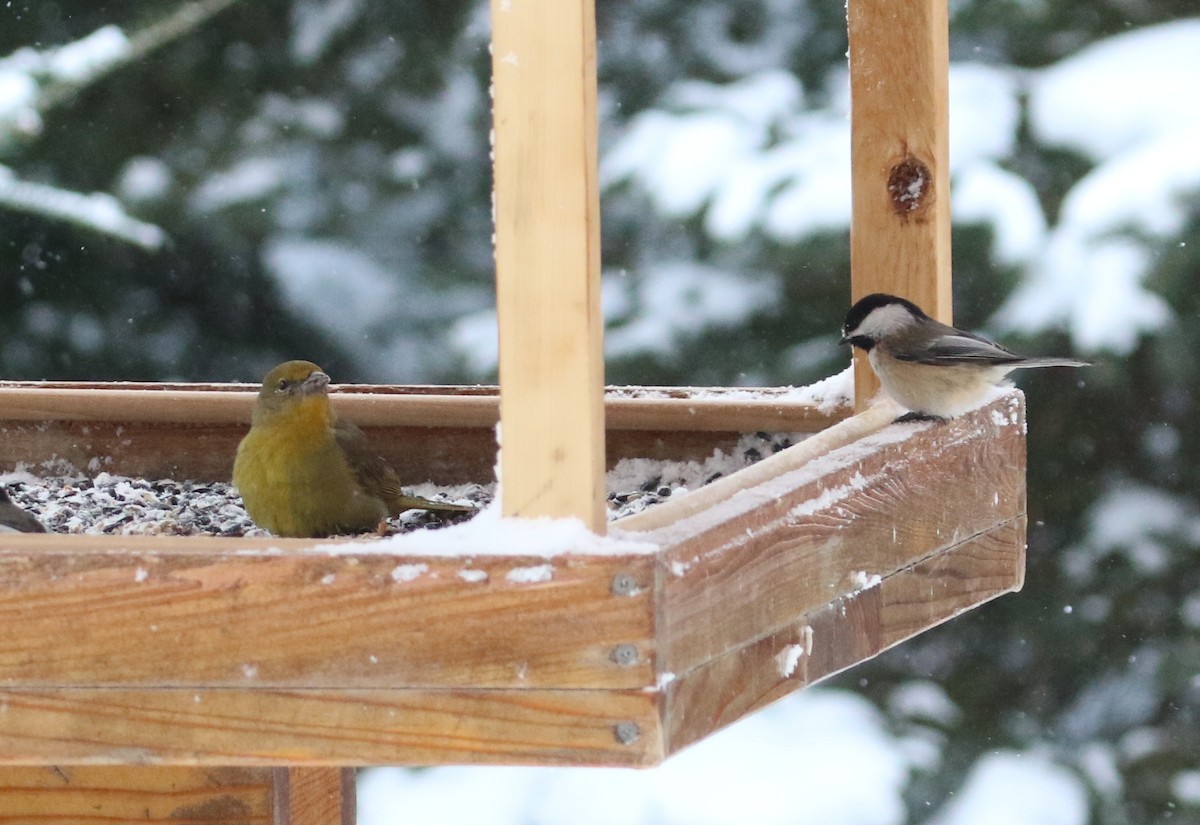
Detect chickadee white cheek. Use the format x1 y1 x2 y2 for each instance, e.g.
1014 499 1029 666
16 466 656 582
869 350 1010 419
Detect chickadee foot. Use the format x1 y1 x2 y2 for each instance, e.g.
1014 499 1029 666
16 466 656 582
894 412 950 424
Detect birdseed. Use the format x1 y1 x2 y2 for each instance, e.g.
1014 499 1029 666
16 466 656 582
1 432 800 537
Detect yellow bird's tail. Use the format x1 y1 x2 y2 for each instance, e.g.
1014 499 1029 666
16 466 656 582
391 494 476 515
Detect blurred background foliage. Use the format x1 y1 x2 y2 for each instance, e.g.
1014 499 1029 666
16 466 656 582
2 1 1199 823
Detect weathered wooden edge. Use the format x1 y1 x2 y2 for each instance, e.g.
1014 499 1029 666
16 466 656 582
0 765 274 822
0 548 657 691
0 383 847 432
662 515 1025 756
649 393 1026 678
0 688 663 767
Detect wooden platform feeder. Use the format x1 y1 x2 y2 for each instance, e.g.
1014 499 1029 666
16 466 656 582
0 0 1025 822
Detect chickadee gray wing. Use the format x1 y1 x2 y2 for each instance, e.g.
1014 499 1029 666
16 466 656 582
893 329 1025 366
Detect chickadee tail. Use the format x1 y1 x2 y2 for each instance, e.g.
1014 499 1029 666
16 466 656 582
1011 357 1091 369
393 494 476 514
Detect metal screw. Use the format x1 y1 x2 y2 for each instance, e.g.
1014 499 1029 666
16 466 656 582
611 573 640 597
613 721 640 745
610 644 639 666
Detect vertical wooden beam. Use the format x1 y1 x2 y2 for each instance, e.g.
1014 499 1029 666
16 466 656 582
491 0 606 531
847 0 952 410
274 768 355 825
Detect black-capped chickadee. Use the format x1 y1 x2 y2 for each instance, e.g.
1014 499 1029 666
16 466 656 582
0 487 45 533
841 293 1089 421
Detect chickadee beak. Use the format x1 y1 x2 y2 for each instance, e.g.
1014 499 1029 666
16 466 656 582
838 335 851 346
301 371 331 395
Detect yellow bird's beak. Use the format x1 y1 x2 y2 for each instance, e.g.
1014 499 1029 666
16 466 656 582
301 371 331 395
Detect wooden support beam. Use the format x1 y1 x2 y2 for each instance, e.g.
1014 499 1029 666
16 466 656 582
274 768 354 825
491 0 606 529
847 0 952 410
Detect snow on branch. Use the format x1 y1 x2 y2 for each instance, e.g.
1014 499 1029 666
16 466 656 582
0 166 167 251
0 0 243 146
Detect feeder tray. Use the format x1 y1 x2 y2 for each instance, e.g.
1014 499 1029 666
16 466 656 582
0 381 1024 767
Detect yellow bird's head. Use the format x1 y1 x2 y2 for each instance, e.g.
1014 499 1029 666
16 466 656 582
252 360 332 424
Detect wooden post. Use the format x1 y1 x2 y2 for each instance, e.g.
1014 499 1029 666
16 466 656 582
274 768 355 825
491 0 607 531
847 0 953 410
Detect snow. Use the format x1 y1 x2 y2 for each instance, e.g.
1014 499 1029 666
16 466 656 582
191 157 289 212
930 751 1088 825
1172 771 1200 804
505 564 553 584
774 643 805 678
390 563 428 583
44 25 130 83
1070 481 1200 576
0 167 167 251
1028 20 1200 160
605 262 780 359
262 235 402 363
318 511 658 558
359 689 912 825
290 0 366 65
887 681 962 726
951 162 1046 266
116 156 173 203
947 64 1021 166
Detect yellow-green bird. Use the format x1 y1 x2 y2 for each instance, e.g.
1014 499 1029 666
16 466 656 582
233 360 472 538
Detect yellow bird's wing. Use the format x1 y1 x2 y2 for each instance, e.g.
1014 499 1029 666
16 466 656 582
332 417 405 503
332 418 475 516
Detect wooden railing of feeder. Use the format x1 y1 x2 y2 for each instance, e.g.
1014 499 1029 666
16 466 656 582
0 0 1025 821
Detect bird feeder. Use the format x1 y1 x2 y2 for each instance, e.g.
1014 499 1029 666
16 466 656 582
0 0 1025 821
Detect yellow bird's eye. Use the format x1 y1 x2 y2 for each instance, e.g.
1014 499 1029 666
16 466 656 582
277 379 289 392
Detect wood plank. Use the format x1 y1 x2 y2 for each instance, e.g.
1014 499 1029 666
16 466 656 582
0 544 656 690
0 688 661 767
663 517 1025 755
492 0 607 529
647 394 1025 678
0 382 846 432
615 396 902 533
847 0 952 408
0 387 844 484
0 766 273 823
274 768 354 825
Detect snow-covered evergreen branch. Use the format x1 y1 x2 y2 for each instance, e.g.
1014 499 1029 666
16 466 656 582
0 165 167 251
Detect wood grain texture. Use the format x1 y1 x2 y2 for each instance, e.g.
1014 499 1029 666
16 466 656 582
616 397 902 533
0 766 272 823
0 382 846 431
0 386 844 484
664 517 1025 755
650 394 1026 679
274 768 353 825
491 0 607 529
0 544 655 690
847 0 952 409
0 688 661 766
